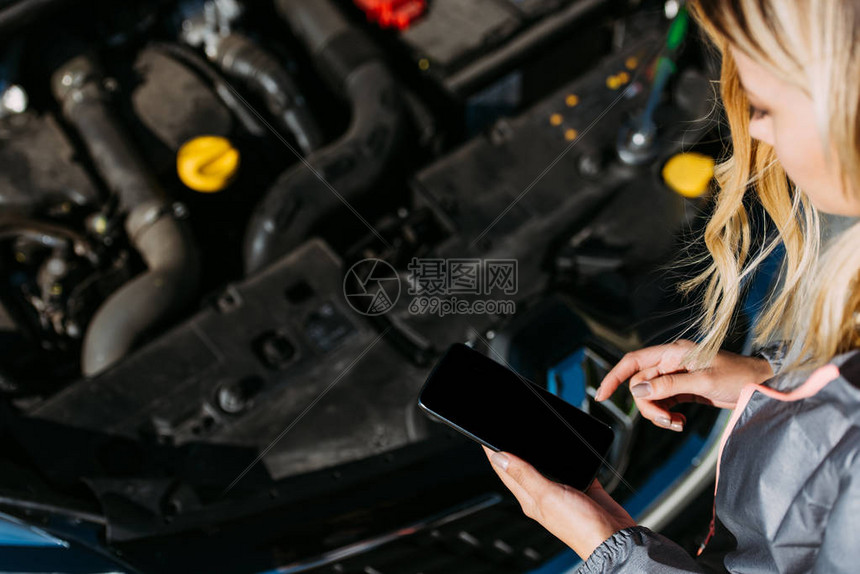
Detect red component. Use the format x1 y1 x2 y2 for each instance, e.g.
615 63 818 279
353 0 427 31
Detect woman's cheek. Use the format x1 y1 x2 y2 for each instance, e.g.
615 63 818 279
749 118 774 148
772 118 832 209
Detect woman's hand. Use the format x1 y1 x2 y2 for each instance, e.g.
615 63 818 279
482 445 636 561
595 339 774 431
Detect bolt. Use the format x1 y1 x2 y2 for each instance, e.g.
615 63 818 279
66 322 81 338
45 257 67 276
665 0 681 19
1 85 28 115
217 376 263 414
172 202 189 219
490 119 514 145
217 384 247 414
258 330 296 370
578 152 602 177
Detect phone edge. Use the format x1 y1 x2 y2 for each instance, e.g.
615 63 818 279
416 398 501 453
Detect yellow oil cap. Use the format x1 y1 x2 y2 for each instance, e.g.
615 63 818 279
177 136 240 193
661 152 715 198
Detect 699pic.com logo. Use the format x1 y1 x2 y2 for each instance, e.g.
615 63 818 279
343 257 518 318
342 258 402 316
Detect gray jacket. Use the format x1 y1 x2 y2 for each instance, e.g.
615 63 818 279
577 348 860 573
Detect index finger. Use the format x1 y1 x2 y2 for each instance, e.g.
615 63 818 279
596 345 672 401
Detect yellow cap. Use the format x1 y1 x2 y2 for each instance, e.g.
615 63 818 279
662 152 715 198
177 136 240 193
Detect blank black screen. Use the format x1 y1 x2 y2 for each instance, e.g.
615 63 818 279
419 343 614 490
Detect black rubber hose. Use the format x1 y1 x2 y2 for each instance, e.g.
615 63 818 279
272 0 355 89
213 33 323 155
51 53 200 377
0 0 69 36
243 0 407 274
52 56 162 212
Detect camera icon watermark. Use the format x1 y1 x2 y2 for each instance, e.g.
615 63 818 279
342 258 401 316
343 257 517 317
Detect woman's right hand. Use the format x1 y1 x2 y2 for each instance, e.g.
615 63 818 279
594 339 774 432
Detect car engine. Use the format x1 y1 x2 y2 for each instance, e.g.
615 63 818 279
0 0 753 572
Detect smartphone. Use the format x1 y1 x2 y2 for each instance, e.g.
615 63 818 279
417 343 615 490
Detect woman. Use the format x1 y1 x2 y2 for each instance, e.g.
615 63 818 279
482 0 860 571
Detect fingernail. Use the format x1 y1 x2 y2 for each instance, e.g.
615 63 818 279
656 415 672 427
670 421 684 432
491 452 509 472
594 387 604 401
631 382 652 398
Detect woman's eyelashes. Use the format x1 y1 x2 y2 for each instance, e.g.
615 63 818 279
749 104 769 120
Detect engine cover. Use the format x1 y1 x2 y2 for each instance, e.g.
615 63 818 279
27 239 433 485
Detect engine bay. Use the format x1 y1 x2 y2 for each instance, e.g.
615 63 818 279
0 0 737 571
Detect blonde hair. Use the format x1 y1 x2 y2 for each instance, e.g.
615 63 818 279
683 0 860 370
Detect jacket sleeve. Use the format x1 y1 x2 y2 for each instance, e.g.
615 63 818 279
751 340 789 375
811 449 860 573
576 525 708 573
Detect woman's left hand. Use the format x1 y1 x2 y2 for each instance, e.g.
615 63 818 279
482 445 637 561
